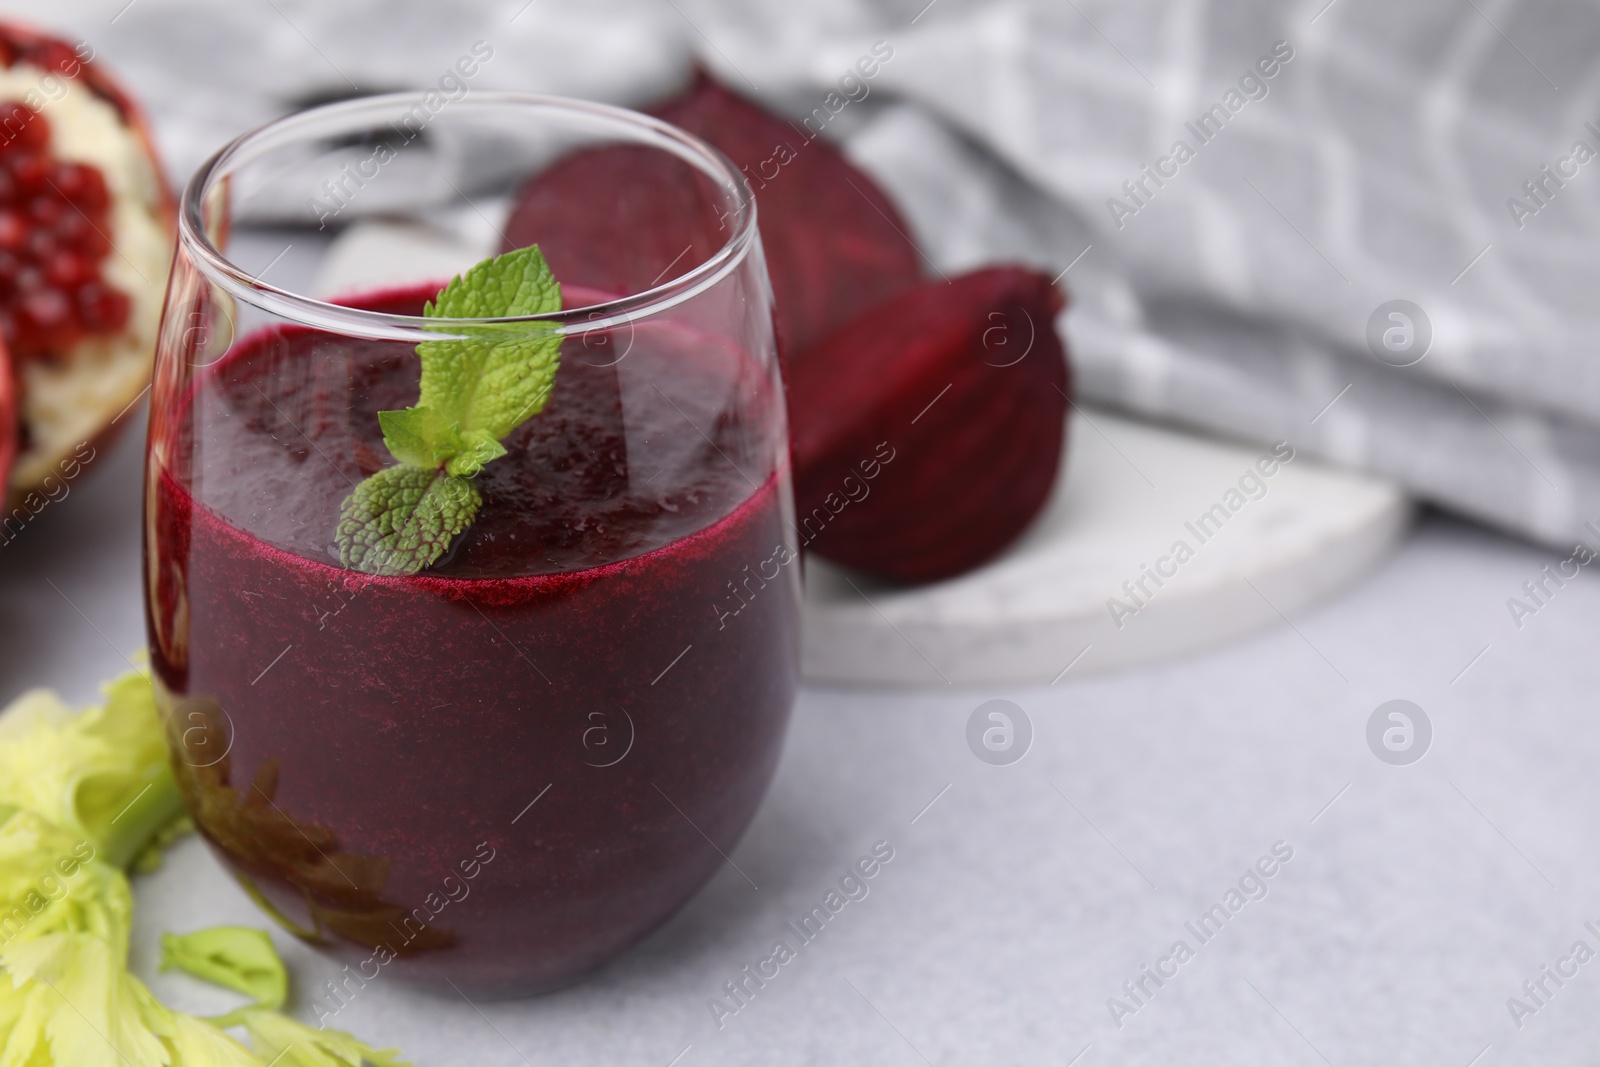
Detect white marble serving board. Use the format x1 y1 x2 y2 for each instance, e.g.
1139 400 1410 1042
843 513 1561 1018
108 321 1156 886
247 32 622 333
803 411 1413 687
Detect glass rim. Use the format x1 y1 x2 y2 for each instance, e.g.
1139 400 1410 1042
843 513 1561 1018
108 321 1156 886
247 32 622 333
177 90 759 340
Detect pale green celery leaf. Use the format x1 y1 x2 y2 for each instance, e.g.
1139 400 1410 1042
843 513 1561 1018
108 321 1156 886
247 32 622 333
0 932 269 1067
161 927 287 1012
417 244 564 442
163 1011 263 1067
377 407 464 469
0 691 90 838
335 466 480 576
0 670 184 871
242 1009 410 1067
0 933 169 1067
0 808 132 953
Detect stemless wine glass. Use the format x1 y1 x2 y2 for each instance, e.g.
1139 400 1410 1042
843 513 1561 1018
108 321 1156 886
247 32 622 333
143 93 799 993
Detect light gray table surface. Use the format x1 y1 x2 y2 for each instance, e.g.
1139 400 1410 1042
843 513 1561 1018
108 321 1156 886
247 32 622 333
4 401 1598 1066
0 1 1594 1062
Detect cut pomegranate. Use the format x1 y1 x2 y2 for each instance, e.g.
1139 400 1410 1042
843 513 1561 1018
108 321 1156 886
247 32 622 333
0 21 173 502
789 268 1070 584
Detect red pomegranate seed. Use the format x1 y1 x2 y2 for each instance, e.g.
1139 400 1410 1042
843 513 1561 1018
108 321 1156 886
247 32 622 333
0 207 24 250
45 250 90 287
27 195 61 227
47 162 82 196
25 229 56 261
8 154 46 194
0 102 47 153
18 286 70 330
14 265 42 293
65 218 109 257
76 282 128 332
53 162 108 211
21 106 48 147
52 208 85 240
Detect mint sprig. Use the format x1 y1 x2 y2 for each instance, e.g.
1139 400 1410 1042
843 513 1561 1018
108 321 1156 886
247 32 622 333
335 246 563 575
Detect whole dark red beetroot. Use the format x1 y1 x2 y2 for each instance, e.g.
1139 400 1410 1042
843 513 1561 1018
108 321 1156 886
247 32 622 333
503 72 924 361
789 267 1069 584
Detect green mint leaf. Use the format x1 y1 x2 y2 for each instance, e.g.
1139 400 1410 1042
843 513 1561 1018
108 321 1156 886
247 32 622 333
425 243 561 320
378 406 464 469
417 244 564 442
335 465 480 576
335 246 563 576
378 410 507 478
160 926 288 1012
444 429 508 478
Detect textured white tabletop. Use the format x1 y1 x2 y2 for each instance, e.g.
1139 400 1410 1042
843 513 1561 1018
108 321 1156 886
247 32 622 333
4 413 1596 1066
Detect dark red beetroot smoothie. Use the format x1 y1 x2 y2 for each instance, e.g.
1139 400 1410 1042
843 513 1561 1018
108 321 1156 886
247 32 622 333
145 285 799 992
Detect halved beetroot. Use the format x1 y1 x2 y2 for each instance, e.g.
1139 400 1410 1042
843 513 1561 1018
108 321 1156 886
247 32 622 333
653 73 924 358
503 71 924 361
502 145 726 308
790 267 1069 584
0 22 173 500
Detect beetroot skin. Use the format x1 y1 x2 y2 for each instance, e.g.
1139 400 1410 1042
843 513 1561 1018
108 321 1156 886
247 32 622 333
503 73 924 363
788 268 1070 584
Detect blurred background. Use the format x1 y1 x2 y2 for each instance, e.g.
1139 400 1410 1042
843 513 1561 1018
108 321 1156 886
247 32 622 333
29 0 1600 548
